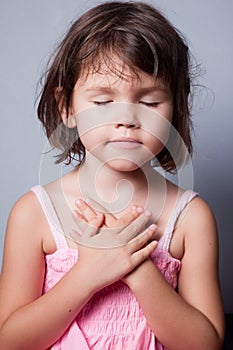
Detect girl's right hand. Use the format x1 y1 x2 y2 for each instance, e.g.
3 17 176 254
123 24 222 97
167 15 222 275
70 202 157 293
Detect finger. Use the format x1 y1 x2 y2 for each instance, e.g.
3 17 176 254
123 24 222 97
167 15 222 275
72 211 104 232
86 198 117 227
110 206 142 229
87 213 105 236
132 240 158 265
71 211 90 232
69 214 104 243
84 199 143 229
119 210 152 242
128 223 157 247
85 197 110 214
75 198 98 222
71 210 86 225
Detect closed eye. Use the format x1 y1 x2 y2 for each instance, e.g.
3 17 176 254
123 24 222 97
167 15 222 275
139 101 160 107
93 100 113 106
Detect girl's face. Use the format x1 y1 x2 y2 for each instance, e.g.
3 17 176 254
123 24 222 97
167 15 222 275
70 61 173 172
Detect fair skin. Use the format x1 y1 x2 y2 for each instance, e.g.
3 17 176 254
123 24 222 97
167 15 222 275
0 64 225 349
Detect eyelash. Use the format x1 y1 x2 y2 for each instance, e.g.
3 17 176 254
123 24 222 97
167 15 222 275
93 100 113 106
139 102 160 107
93 101 160 107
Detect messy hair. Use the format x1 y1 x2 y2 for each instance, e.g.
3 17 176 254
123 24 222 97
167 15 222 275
37 1 194 172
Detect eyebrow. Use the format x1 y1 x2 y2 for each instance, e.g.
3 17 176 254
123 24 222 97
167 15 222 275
85 85 168 94
86 86 116 93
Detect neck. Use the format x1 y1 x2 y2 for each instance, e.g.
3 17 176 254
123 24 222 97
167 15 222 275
76 153 165 215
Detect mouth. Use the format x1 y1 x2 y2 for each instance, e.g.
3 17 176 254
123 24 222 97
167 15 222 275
107 137 142 149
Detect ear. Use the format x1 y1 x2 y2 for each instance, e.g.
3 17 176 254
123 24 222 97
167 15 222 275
55 87 77 128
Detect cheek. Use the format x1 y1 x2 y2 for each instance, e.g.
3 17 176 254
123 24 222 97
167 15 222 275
141 115 172 150
139 103 172 136
75 107 109 136
144 134 166 157
77 125 108 153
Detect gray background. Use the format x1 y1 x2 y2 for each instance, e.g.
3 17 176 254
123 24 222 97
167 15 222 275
0 0 232 312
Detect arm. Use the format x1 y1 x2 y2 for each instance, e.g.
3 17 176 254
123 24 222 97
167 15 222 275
0 192 156 350
123 198 225 350
0 192 94 350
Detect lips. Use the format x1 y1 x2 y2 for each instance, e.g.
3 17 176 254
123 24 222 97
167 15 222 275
108 137 142 149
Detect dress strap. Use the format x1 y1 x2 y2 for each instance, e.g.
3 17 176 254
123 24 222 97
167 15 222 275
158 190 198 252
31 185 68 249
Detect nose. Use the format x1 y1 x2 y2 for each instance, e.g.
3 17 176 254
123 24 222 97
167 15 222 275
114 104 140 129
115 121 139 129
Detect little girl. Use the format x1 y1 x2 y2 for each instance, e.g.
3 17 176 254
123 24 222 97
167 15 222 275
0 1 225 349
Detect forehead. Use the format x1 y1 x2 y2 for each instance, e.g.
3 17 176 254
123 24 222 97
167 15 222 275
76 56 167 92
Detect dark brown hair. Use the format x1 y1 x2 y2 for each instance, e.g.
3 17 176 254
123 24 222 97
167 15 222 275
37 1 194 172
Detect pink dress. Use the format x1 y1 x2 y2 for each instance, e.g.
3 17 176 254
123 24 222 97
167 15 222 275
31 185 197 350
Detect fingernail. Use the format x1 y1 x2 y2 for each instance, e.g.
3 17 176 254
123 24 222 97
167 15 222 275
136 206 144 213
75 199 83 207
144 209 152 217
149 224 157 230
132 206 144 213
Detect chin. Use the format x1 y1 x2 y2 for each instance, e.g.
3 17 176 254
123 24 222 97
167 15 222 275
106 159 145 172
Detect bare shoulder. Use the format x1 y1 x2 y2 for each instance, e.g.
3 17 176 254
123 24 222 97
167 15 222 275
9 190 42 222
183 195 218 241
179 195 220 273
168 187 218 259
2 190 46 269
7 190 45 236
5 190 55 255
186 195 216 218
